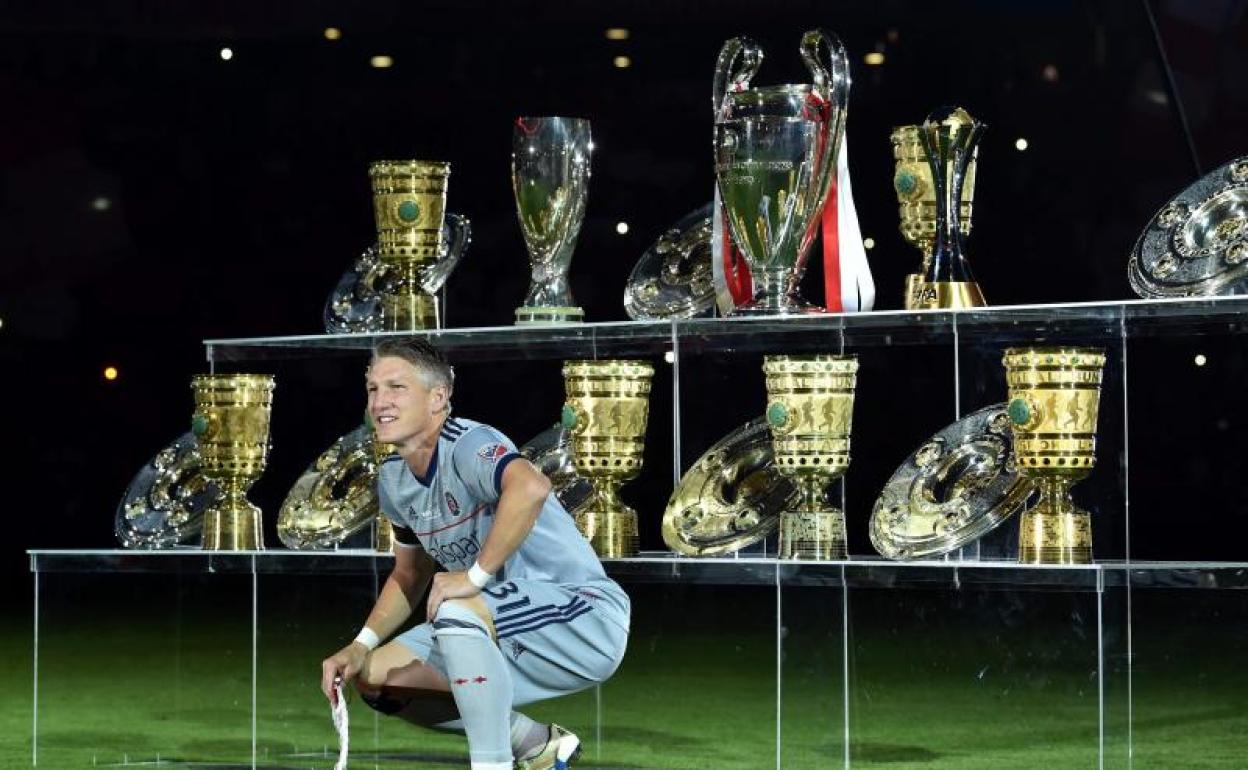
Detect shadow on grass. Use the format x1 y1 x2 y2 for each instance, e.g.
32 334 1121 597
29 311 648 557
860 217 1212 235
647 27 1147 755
849 742 944 763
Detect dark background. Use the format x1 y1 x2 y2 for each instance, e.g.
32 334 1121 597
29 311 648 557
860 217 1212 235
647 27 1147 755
3 0 1247 608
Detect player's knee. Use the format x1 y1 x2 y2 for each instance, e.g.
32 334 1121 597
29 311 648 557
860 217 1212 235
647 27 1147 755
358 687 409 716
432 600 492 640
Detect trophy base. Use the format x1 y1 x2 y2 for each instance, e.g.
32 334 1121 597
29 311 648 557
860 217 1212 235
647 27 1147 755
732 297 826 317
903 273 924 310
382 291 439 330
515 305 585 325
915 281 987 309
1017 508 1092 564
202 505 264 551
375 516 394 554
573 507 639 558
779 509 846 560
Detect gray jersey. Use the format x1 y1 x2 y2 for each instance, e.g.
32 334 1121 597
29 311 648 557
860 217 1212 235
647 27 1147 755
378 416 610 588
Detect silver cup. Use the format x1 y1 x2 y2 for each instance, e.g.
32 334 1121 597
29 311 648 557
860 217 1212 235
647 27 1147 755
512 116 591 324
713 30 849 315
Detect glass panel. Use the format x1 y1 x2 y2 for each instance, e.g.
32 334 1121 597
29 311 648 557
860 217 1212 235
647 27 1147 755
781 565 848 770
32 566 252 766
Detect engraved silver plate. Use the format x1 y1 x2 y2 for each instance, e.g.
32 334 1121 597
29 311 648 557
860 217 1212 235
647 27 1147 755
115 432 220 548
324 213 471 333
278 424 379 549
519 423 592 513
870 404 1035 560
662 417 798 556
624 204 716 320
1129 156 1248 297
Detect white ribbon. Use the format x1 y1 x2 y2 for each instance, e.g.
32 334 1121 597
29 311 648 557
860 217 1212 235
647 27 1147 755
833 136 875 312
331 681 349 770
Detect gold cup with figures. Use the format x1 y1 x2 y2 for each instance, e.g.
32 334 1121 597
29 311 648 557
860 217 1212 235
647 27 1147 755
373 429 397 553
191 374 275 550
369 160 451 330
561 360 655 557
763 355 858 559
1003 347 1106 564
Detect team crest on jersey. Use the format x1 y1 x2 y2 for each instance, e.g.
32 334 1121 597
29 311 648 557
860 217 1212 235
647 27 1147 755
477 443 509 462
445 491 460 515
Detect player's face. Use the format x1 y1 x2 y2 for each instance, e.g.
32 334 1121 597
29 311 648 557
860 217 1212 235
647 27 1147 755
366 356 448 448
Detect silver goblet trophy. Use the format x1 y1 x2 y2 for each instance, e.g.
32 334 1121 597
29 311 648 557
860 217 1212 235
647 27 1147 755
713 30 850 314
512 116 592 324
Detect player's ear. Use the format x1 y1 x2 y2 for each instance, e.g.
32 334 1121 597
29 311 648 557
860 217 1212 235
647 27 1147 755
430 383 449 412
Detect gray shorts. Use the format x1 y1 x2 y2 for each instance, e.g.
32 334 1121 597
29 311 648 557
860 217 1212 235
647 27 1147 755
396 578 630 707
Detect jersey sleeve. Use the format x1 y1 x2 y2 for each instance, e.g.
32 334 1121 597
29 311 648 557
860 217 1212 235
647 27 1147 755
377 463 419 547
450 424 522 502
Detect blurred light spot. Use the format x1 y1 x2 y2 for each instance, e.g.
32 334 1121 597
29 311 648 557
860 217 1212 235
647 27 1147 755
371 55 394 69
0 317 5 331
864 52 885 66
219 47 234 61
1042 64 1059 82
104 366 119 381
1195 354 1207 366
616 221 630 235
863 237 876 250
91 196 112 212
324 27 342 40
1146 89 1169 106
664 351 675 364
605 28 630 41
886 28 900 44
588 141 596 151
1015 138 1029 151
613 55 631 69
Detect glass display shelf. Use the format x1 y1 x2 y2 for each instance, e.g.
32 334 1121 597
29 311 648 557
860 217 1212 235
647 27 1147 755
204 296 1248 362
28 549 1248 590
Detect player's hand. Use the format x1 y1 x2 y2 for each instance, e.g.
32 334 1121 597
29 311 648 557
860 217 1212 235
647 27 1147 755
320 642 369 703
426 570 480 619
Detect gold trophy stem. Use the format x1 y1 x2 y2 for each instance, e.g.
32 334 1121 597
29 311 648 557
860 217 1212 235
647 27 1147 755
1018 477 1092 564
202 480 263 551
382 263 439 330
778 477 847 560
573 481 639 558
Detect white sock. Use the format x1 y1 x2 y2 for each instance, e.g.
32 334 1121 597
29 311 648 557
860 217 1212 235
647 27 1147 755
432 602 513 766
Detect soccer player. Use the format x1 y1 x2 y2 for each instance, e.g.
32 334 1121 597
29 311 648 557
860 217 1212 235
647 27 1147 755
320 339 630 770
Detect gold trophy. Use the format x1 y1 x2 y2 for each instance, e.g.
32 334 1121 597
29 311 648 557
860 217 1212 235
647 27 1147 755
561 360 655 557
374 429 396 553
763 355 858 559
890 108 978 309
369 160 451 330
1003 347 1106 564
190 374 275 550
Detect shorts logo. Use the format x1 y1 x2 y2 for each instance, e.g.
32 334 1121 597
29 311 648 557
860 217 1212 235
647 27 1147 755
477 443 509 462
445 492 460 515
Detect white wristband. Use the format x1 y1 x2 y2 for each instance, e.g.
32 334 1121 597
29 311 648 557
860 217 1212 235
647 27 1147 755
353 627 380 651
467 561 493 589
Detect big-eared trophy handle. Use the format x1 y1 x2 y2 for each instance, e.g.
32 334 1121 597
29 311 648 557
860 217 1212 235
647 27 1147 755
420 212 472 294
799 29 850 108
712 37 764 121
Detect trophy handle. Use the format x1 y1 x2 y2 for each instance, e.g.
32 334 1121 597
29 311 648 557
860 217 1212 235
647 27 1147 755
419 212 472 294
713 37 764 120
799 29 850 108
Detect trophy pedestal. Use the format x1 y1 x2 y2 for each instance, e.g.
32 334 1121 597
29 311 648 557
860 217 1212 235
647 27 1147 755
202 501 264 551
381 288 439 330
573 505 639 558
1017 480 1093 564
516 305 584 325
903 273 925 310
375 516 394 554
779 508 847 560
915 280 986 309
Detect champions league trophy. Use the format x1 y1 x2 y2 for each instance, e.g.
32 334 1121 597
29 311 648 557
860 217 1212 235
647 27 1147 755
763 355 858 559
1003 348 1105 564
190 374 275 550
890 108 979 309
712 30 849 314
561 360 655 557
512 117 591 324
909 108 987 309
369 160 453 330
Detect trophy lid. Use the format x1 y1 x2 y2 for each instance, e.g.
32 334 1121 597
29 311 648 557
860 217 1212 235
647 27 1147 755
662 417 797 556
519 423 592 512
115 432 220 549
277 424 380 549
624 204 716 320
1128 155 1248 298
869 404 1035 560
